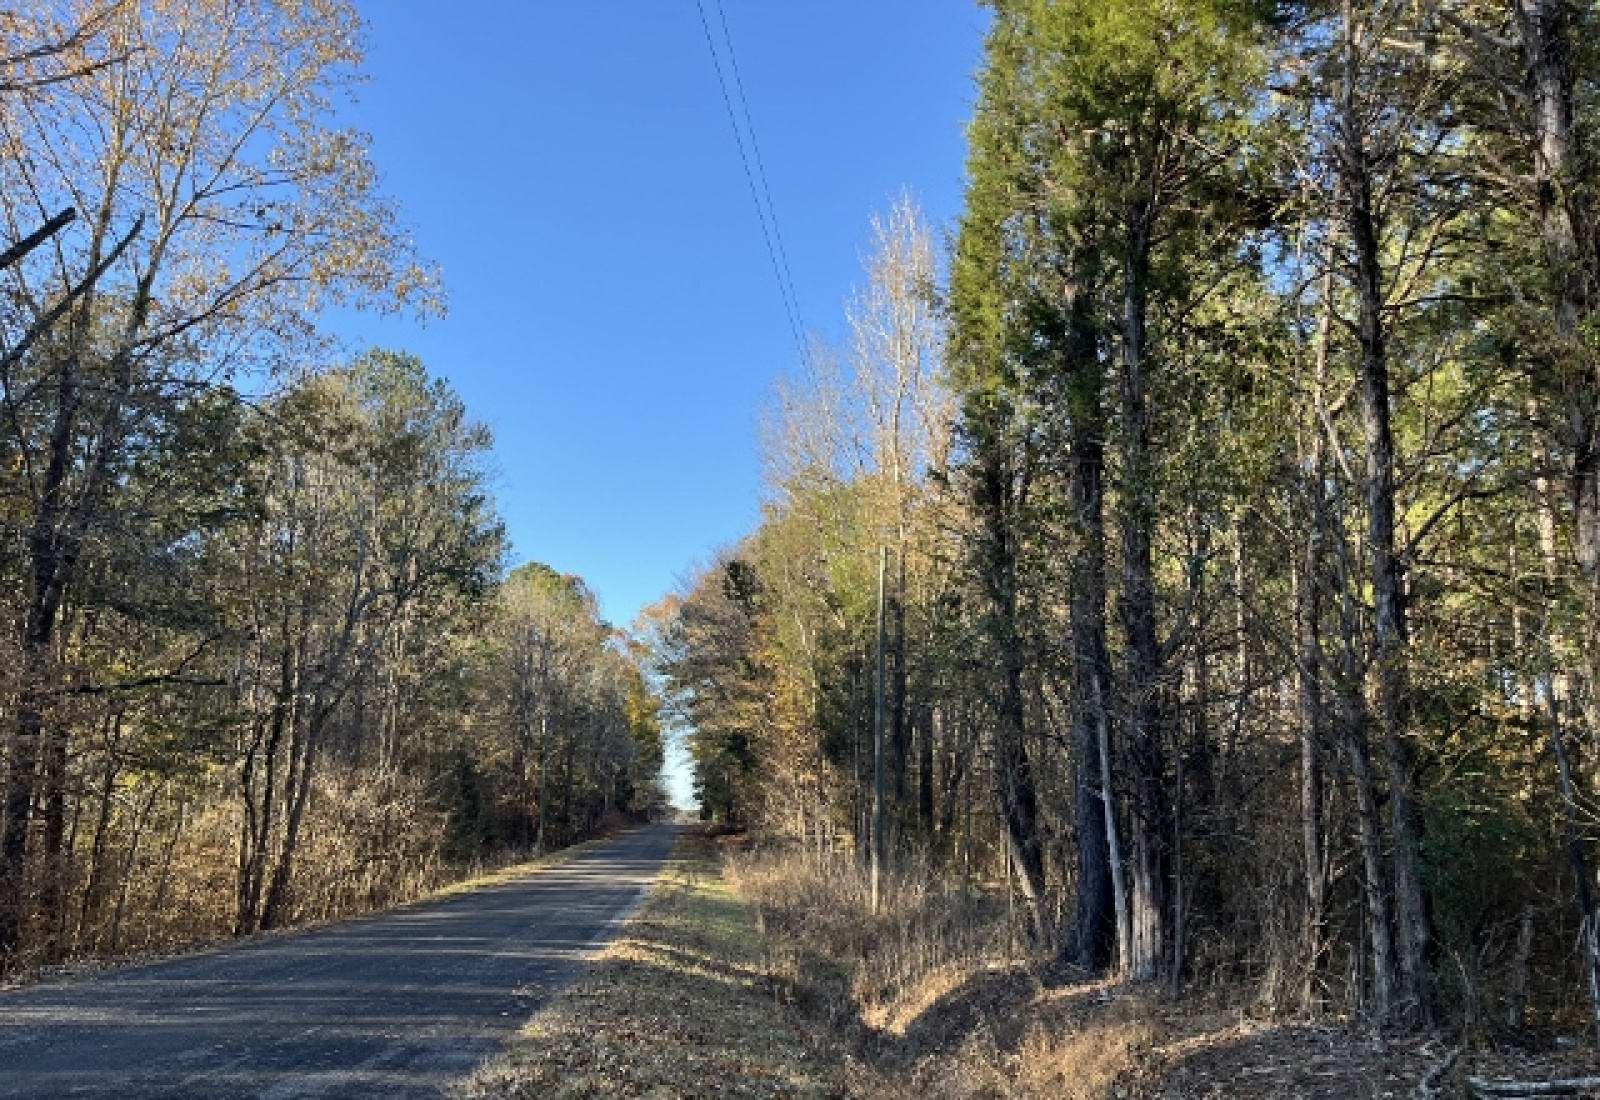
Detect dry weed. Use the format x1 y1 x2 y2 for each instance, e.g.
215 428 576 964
726 845 1007 1033
1009 1000 1162 1100
725 846 1204 1099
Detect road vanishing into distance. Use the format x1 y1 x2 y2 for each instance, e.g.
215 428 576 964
0 824 678 1099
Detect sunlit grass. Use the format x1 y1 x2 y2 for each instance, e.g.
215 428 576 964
422 836 612 902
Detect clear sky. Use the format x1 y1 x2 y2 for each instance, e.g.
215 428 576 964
330 1 990 637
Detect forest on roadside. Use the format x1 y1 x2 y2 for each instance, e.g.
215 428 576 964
653 0 1600 1042
0 0 665 973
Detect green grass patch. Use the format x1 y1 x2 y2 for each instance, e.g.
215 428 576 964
459 830 845 1099
424 835 611 902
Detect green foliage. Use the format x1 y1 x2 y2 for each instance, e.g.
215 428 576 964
667 0 1600 1030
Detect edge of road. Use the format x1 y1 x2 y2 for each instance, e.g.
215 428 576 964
0 823 658 995
456 825 846 1099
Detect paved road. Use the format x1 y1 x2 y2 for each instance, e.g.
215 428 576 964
0 824 678 1099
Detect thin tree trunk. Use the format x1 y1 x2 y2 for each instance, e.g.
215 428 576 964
106 782 160 956
936 708 971 850
1544 632 1600 1046
1096 671 1132 976
996 654 1048 942
236 639 294 935
38 694 72 963
1333 486 1398 1022
917 699 936 840
77 714 122 951
1513 23 1600 1026
260 705 316 931
890 554 910 813
1514 0 1600 598
1298 264 1337 1013
972 429 1048 941
872 546 887 916
146 798 185 944
1295 526 1329 1012
1507 904 1536 1029
1170 509 1210 995
1338 0 1428 1022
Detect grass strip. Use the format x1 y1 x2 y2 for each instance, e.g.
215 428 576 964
423 834 610 901
459 829 844 1099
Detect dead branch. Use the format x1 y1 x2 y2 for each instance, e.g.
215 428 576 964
1414 1045 1460 1098
0 206 74 272
1467 1076 1600 1098
0 211 143 376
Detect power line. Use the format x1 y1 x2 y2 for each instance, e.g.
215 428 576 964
694 0 810 368
694 0 806 362
712 0 806 354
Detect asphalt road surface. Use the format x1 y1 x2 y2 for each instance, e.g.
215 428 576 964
0 823 678 1099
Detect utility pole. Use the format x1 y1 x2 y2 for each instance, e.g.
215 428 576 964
536 713 549 853
872 546 888 916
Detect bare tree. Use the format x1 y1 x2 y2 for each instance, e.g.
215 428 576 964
0 0 438 956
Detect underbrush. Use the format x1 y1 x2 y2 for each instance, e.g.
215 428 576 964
727 845 1007 1031
725 842 1165 1098
1 766 631 983
723 844 1600 1098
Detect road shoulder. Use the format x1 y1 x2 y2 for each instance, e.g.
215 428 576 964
458 828 846 1099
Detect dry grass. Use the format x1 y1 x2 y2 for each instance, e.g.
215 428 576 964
722 843 1170 1098
458 829 848 1099
1010 1004 1163 1100
723 845 1600 1099
460 839 1600 1099
726 845 1009 1038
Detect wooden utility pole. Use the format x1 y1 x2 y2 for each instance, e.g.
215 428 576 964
872 546 888 915
536 714 549 852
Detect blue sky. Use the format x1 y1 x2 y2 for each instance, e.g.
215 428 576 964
332 1 989 638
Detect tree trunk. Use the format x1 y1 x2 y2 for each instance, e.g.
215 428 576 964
995 648 1048 942
1298 264 1339 1013
872 546 887 916
889 557 910 815
1117 206 1166 984
0 371 82 956
973 432 1048 941
1507 905 1537 1029
1544 636 1600 1046
260 696 318 932
77 716 122 951
1514 0 1600 591
1338 0 1429 1022
1062 255 1115 970
236 637 294 936
1295 510 1329 1012
1333 486 1399 1022
917 699 936 839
